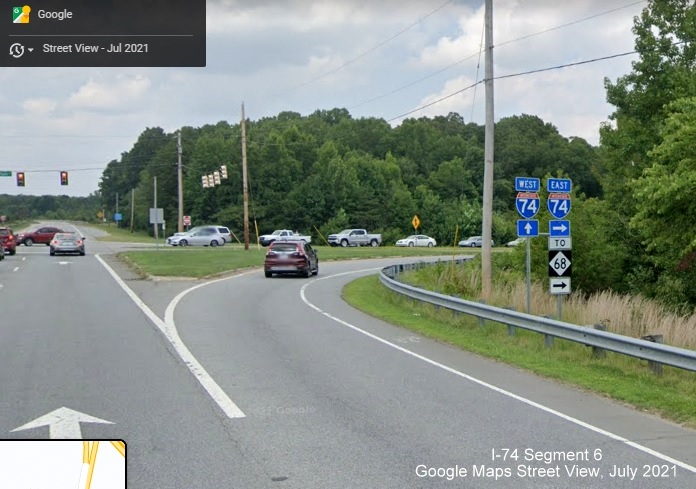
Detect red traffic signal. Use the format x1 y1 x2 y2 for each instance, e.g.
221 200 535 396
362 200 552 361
16 172 25 187
60 171 69 185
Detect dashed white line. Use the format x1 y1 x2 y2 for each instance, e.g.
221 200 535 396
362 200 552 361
13 267 19 272
300 269 696 475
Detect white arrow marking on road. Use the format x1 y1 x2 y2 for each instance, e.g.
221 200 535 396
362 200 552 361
58 261 70 265
552 223 568 232
13 267 19 272
11 407 114 439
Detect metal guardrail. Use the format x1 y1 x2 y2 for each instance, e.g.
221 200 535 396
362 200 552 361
379 262 696 373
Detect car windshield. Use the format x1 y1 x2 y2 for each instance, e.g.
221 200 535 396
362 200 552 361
0 229 10 236
405 235 416 239
338 229 352 235
271 243 298 252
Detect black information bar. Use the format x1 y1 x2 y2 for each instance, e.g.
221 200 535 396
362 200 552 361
3 0 205 67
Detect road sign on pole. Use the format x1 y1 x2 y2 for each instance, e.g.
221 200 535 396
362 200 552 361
550 277 571 295
547 193 572 219
412 215 420 230
548 237 572 250
149 208 164 224
515 192 540 219
517 219 539 237
183 215 191 226
547 178 572 193
549 219 571 237
548 250 572 277
515 177 540 192
0 171 12 177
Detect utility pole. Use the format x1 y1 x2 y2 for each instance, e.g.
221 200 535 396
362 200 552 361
177 130 184 233
130 188 135 233
153 176 158 242
241 102 250 251
481 0 495 299
115 192 119 228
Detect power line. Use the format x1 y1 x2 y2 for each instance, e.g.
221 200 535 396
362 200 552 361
271 0 456 97
387 48 642 123
349 0 646 112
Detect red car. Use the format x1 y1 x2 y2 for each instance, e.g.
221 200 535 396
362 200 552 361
264 240 319 278
16 226 64 246
0 227 17 255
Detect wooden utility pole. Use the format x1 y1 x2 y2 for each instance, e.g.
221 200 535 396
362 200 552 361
153 176 158 242
130 188 135 233
177 130 184 233
481 0 495 298
241 102 250 251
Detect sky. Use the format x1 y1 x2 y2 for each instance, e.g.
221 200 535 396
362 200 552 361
0 0 648 197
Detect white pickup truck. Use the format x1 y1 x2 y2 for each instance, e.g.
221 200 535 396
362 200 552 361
259 229 312 247
328 229 382 247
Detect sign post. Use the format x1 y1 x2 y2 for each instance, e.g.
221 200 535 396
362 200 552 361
546 178 572 320
515 177 540 313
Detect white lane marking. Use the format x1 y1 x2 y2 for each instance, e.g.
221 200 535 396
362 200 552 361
11 407 113 439
13 267 19 272
300 269 696 475
95 254 246 419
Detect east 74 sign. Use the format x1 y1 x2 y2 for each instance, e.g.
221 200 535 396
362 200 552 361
548 250 572 277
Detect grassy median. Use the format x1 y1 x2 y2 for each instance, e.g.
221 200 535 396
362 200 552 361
342 275 696 428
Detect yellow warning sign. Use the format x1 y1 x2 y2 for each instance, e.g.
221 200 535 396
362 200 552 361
412 215 420 230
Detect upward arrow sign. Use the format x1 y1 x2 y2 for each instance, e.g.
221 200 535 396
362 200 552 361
524 222 532 234
11 407 114 439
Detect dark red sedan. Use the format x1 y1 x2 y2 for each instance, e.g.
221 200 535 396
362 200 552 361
16 226 63 246
0 227 17 255
264 240 318 278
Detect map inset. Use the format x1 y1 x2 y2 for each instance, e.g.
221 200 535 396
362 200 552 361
0 440 125 488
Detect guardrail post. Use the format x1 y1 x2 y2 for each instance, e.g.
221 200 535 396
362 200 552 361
478 299 486 327
592 324 606 359
504 306 516 335
542 315 554 348
641 335 664 375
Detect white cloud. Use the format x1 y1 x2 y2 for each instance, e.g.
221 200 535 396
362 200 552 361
66 75 152 111
22 97 57 115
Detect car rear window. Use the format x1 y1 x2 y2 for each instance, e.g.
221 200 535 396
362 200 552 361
271 243 299 252
0 229 10 236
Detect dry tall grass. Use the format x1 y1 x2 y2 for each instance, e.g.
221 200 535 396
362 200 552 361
411 263 696 351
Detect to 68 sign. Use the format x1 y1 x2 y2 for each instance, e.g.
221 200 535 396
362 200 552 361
516 192 540 219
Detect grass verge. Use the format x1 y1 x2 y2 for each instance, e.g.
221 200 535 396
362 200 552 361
91 223 158 243
119 245 488 278
342 275 696 428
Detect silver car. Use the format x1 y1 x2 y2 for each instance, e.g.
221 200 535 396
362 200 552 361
49 232 86 256
167 227 225 247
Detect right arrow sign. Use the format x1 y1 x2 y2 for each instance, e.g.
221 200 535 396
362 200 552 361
550 277 571 295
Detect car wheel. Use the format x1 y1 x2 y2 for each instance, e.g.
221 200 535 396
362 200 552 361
265 271 272 278
49 250 55 256
340 239 349 247
9 249 16 255
408 242 414 247
210 240 218 247
304 261 312 278
428 242 434 247
313 263 319 276
24 238 33 246
179 240 188 247
370 239 378 247
80 251 85 256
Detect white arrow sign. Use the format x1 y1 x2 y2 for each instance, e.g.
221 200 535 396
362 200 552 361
11 407 114 439
524 222 532 234
551 223 568 233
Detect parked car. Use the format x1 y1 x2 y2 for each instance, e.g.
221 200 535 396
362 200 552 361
0 227 17 255
166 227 226 247
327 229 382 247
16 226 64 246
264 240 318 278
259 229 311 247
507 237 526 247
458 236 494 247
49 232 86 256
174 225 233 243
395 235 436 247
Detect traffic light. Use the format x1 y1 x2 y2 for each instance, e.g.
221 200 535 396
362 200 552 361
220 164 228 179
16 172 25 187
60 170 69 186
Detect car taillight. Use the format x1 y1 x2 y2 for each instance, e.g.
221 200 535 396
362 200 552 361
292 252 304 258
51 240 58 245
266 251 276 256
76 240 83 245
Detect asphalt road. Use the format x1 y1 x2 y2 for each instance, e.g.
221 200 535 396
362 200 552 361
1 223 695 488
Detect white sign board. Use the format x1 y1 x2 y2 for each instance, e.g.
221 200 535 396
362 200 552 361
149 208 164 224
550 277 571 295
548 237 572 250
